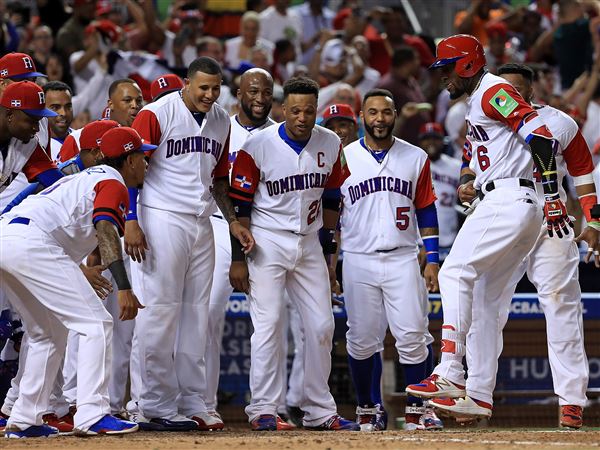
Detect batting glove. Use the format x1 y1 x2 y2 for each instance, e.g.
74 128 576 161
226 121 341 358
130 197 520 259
544 193 573 238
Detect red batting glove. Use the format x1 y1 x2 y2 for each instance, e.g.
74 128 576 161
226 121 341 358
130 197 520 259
544 194 573 238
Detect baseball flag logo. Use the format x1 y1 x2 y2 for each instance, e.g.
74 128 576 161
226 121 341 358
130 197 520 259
123 142 135 152
489 88 518 118
10 100 21 107
235 174 253 190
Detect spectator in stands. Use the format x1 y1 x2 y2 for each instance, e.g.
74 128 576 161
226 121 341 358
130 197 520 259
454 0 507 47
485 21 510 74
334 7 390 76
351 35 381 96
270 84 285 122
273 39 296 84
56 0 97 59
444 95 468 159
0 0 19 54
379 6 435 70
309 38 365 91
249 46 272 72
165 9 203 69
29 25 54 75
197 36 225 67
290 0 335 65
45 54 65 83
70 26 112 95
377 46 431 145
259 0 301 51
225 11 274 71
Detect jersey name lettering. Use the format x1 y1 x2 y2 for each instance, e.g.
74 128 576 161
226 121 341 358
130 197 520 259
432 171 459 187
347 176 413 205
165 136 223 160
265 172 330 196
466 120 490 142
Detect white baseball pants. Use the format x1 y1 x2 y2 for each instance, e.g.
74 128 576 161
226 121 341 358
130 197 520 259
466 224 588 405
131 206 214 419
433 182 543 396
244 227 337 425
343 248 429 364
285 300 305 409
0 221 112 431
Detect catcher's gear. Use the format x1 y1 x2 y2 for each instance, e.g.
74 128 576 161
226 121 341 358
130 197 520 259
544 193 573 238
430 34 486 77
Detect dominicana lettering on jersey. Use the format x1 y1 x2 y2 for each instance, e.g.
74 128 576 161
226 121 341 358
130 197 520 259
165 136 223 159
266 172 330 196
347 176 413 205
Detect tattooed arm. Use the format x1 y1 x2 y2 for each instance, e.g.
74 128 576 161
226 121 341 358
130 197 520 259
96 221 144 320
213 176 255 254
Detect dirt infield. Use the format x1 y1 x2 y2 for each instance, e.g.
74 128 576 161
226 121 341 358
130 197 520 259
4 429 600 450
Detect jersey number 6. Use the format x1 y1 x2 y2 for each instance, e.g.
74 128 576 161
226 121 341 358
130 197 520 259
396 206 410 230
307 199 321 225
476 145 490 171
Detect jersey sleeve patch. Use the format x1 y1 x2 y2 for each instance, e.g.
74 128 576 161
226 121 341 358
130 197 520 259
229 150 259 202
93 179 129 235
132 109 162 152
325 144 350 189
488 88 519 118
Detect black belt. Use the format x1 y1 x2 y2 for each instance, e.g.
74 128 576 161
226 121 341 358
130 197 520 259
9 217 30 225
376 247 398 253
476 178 535 200
212 214 224 219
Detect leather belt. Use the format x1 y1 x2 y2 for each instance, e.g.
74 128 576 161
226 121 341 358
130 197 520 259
477 178 535 200
376 247 398 253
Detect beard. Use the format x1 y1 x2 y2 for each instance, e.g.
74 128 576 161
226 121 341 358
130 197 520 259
241 100 271 125
364 122 394 141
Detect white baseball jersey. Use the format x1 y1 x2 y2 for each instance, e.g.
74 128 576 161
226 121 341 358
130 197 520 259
229 115 275 179
465 72 553 189
132 91 230 216
430 154 461 247
230 123 346 234
531 105 594 203
340 137 436 254
0 118 51 194
2 165 128 262
57 128 83 163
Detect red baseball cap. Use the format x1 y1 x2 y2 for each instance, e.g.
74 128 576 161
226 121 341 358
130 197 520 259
0 52 46 79
418 122 445 139
150 74 184 101
80 119 120 150
322 104 357 126
100 127 157 159
0 81 57 117
96 0 112 16
85 20 121 43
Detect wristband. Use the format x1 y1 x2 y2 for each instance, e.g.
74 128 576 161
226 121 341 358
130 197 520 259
107 260 132 291
422 235 439 264
230 232 246 262
459 173 475 186
578 194 598 223
127 187 139 221
319 228 337 255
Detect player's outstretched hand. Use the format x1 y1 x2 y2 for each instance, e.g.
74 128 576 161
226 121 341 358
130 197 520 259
230 221 255 254
543 195 573 238
230 261 250 294
81 264 113 299
118 290 145 321
576 226 600 268
424 263 440 293
125 220 149 262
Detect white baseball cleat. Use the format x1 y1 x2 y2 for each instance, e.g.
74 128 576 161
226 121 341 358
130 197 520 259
430 396 492 420
406 374 466 399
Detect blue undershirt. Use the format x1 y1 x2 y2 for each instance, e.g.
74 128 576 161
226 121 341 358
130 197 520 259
278 124 309 155
359 138 389 164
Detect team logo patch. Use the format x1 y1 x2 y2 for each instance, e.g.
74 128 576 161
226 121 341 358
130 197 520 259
10 100 21 107
234 174 253 190
123 141 135 152
489 88 518 118
0 69 8 76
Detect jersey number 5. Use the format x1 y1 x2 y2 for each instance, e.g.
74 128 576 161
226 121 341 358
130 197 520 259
476 145 490 171
307 200 321 225
396 206 410 230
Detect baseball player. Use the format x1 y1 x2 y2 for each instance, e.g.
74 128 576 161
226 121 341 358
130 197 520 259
229 77 359 431
417 122 461 248
459 63 599 428
0 119 120 434
198 68 284 430
406 35 569 420
339 89 440 431
44 81 74 162
127 57 254 431
0 126 151 438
